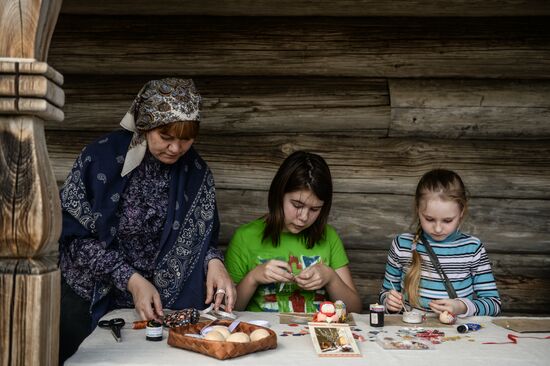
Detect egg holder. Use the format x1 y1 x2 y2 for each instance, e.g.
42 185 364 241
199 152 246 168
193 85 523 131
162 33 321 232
168 320 278 360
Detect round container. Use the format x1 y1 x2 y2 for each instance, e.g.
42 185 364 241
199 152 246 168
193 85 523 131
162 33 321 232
402 311 423 324
369 304 385 327
146 320 163 341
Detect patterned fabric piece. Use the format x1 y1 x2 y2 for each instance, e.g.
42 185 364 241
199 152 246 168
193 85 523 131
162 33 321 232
59 130 221 326
119 78 201 176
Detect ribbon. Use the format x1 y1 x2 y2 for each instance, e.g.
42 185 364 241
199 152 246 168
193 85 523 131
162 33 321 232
482 333 550 345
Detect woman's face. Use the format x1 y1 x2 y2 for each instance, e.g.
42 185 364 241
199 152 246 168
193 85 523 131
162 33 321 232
418 193 463 241
146 128 194 164
282 189 324 234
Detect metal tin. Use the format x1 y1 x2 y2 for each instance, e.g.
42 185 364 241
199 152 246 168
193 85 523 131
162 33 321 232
369 304 385 327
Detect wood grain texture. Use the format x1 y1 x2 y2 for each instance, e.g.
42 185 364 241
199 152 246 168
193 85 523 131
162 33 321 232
48 16 550 78
0 257 60 366
389 79 550 138
0 0 62 60
59 0 550 16
0 75 64 107
215 189 550 254
45 131 550 199
0 117 62 257
0 97 64 121
48 76 389 134
0 61 64 85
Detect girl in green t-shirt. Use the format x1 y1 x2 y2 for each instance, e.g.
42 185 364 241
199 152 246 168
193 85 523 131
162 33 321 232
225 151 362 313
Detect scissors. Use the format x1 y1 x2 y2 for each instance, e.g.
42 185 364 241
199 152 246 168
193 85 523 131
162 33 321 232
98 318 125 342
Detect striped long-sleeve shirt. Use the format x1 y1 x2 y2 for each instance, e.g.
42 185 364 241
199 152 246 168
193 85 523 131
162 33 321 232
379 231 501 316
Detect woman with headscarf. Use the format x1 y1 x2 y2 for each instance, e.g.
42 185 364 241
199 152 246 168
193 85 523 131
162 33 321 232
58 78 235 363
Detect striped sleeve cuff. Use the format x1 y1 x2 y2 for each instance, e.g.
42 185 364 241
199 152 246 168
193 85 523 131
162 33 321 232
457 298 477 317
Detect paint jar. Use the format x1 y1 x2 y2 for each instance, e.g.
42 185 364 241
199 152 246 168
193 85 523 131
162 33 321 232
402 310 423 324
145 320 163 341
369 303 385 327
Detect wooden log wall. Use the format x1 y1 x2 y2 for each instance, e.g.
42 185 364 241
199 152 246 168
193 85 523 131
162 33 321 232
47 1 550 315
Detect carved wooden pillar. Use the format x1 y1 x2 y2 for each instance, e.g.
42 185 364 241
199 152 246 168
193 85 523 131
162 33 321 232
0 0 64 365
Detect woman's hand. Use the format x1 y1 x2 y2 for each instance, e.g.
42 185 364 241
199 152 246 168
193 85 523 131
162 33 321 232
251 259 294 285
127 272 163 321
205 259 237 313
294 263 335 291
385 290 404 312
429 299 467 315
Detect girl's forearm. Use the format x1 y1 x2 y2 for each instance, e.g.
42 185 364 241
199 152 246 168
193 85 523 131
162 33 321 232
233 271 259 310
325 272 362 313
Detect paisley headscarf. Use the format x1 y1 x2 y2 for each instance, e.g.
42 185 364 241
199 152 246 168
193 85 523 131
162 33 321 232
119 78 201 176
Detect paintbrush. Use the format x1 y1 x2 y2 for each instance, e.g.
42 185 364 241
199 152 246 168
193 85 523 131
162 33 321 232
389 280 411 314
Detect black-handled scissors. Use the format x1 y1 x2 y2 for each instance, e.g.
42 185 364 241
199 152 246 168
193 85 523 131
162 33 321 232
98 318 125 342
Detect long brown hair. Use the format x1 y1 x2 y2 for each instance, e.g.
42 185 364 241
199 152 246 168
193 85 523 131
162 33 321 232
263 151 333 248
403 169 468 307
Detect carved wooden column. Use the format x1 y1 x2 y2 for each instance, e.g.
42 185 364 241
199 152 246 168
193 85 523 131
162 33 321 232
0 0 63 365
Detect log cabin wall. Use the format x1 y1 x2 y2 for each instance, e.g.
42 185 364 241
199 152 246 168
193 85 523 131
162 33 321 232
47 1 550 315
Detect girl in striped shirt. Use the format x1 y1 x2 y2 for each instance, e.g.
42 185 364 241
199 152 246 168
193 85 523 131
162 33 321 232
380 169 501 317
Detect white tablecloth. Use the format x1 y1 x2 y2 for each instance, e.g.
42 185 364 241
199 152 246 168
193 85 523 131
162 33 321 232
66 310 550 366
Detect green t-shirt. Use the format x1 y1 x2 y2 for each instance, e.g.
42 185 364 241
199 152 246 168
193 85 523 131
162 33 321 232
225 218 349 312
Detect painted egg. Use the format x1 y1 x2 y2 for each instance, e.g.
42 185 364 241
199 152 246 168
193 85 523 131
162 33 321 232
439 310 457 324
250 328 270 342
226 332 251 343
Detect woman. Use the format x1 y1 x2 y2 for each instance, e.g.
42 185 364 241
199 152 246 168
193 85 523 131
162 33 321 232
58 78 235 362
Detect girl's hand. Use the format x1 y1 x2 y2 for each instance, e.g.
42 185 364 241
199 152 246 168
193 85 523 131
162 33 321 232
205 259 237 313
429 299 467 315
385 290 404 312
251 259 294 285
294 263 335 291
127 272 163 321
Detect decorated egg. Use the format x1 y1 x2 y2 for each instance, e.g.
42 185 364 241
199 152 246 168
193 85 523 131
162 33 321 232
250 328 270 342
204 330 225 341
439 310 457 324
226 332 251 343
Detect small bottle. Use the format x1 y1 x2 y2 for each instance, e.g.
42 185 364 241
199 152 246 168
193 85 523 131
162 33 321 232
146 320 163 341
369 303 385 327
457 323 481 333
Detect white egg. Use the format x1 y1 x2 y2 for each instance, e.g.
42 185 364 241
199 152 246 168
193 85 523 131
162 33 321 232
210 326 231 339
249 328 270 342
226 332 250 343
204 330 225 341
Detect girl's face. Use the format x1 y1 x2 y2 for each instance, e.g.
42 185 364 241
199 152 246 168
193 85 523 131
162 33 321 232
418 193 463 241
146 128 194 164
282 189 324 234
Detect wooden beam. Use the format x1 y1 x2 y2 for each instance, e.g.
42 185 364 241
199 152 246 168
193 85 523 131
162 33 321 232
0 116 62 257
46 132 550 199
389 79 550 138
0 75 65 107
59 0 550 17
49 76 389 134
0 257 60 366
49 16 550 78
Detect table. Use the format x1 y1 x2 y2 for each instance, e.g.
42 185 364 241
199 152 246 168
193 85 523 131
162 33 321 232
66 310 550 366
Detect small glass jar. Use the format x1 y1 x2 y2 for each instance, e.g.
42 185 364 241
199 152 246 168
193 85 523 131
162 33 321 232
369 303 385 327
145 320 163 341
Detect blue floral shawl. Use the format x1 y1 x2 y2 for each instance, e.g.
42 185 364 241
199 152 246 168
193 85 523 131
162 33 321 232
59 130 219 325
